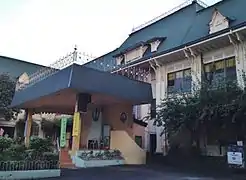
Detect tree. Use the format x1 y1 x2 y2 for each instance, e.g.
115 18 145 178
155 60 246 153
0 74 19 120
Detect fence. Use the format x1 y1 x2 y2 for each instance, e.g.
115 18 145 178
0 160 59 171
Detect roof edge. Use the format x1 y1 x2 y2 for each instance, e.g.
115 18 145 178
130 0 201 35
0 55 47 68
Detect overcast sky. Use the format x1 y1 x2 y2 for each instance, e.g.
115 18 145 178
0 0 220 66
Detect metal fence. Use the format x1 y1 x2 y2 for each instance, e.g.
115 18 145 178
0 160 59 171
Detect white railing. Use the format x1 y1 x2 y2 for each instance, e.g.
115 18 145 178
17 47 96 91
132 0 208 33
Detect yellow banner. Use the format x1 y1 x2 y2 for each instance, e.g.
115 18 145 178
72 112 80 136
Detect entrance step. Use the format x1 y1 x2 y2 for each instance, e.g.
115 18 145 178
60 149 76 169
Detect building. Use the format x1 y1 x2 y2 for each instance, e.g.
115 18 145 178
8 0 246 167
0 54 149 165
83 0 246 156
0 56 46 137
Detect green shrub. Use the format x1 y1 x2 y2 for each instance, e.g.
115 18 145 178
29 136 53 152
0 136 13 151
6 144 26 161
43 152 59 161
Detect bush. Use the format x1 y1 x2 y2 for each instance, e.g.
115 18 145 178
43 152 59 161
29 136 53 152
0 136 13 151
5 144 26 161
0 136 59 171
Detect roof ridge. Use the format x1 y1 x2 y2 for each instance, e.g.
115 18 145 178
131 0 208 34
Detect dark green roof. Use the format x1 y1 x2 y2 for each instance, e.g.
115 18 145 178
0 56 45 78
85 0 246 71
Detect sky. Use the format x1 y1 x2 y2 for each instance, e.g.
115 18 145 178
0 0 221 66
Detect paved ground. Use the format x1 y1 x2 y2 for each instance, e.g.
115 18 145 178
47 166 244 180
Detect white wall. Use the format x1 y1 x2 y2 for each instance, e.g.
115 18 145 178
142 42 246 155
87 112 102 141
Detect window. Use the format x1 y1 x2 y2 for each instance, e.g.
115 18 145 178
204 57 236 87
135 136 143 148
167 69 192 93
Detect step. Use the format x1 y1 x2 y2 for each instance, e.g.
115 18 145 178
60 162 76 169
60 149 76 169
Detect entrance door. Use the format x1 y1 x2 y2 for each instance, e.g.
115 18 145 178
149 134 157 154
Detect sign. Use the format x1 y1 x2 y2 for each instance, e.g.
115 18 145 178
60 118 67 148
72 112 80 136
227 144 245 168
227 152 243 165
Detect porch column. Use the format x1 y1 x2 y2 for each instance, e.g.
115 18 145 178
24 109 33 147
71 93 91 155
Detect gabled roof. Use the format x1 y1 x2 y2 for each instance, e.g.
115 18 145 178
85 0 246 72
182 0 246 44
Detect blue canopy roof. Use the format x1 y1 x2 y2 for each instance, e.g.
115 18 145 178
11 64 152 112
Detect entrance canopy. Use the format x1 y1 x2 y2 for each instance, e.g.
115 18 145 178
11 64 152 114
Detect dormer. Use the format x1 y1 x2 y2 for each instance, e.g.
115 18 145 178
116 55 125 65
18 72 29 84
209 9 229 34
15 72 29 90
114 42 148 65
146 37 166 52
115 37 165 65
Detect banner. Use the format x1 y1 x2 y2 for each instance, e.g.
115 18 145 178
60 118 67 148
72 112 80 136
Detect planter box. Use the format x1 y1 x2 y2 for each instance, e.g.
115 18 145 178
0 169 61 179
84 159 124 168
73 157 124 168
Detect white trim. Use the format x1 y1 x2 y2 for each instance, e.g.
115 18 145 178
0 169 61 179
203 55 235 64
112 26 246 73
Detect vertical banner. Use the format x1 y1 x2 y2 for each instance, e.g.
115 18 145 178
60 118 67 148
72 112 80 136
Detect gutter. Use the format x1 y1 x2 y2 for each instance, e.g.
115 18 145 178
112 22 246 73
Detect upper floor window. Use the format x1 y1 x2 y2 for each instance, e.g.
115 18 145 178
167 69 192 94
204 57 236 87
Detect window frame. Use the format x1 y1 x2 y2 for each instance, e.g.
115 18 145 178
167 68 192 94
203 56 236 85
